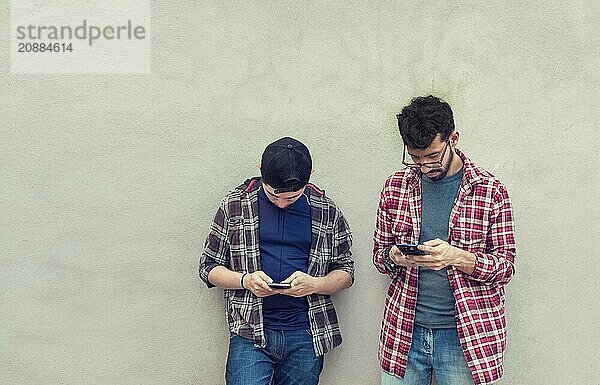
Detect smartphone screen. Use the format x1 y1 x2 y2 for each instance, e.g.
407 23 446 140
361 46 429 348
267 282 292 289
396 243 428 255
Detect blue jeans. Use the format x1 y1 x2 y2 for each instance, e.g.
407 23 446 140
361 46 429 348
381 325 474 385
226 328 324 385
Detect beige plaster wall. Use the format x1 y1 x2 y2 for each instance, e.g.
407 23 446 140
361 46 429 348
1 1 599 384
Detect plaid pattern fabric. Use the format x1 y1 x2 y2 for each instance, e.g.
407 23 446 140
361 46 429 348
199 178 354 356
373 149 516 385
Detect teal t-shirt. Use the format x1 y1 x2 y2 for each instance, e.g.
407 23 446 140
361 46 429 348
414 168 463 329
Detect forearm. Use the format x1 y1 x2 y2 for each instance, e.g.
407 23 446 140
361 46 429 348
314 270 352 295
453 249 476 275
207 265 244 290
451 244 515 285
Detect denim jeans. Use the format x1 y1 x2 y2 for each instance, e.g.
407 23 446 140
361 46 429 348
226 328 324 385
381 325 474 385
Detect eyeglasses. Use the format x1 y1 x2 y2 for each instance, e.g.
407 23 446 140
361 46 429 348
402 139 450 169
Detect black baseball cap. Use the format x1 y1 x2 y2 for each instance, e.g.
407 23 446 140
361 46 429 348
260 137 312 194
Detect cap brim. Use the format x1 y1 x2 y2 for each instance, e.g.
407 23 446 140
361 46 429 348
273 186 301 194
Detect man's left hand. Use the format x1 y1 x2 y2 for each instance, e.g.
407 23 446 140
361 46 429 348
407 238 461 271
279 271 320 297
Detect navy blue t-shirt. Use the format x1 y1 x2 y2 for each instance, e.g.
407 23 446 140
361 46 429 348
258 187 311 330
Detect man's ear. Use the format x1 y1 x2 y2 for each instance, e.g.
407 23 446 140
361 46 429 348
256 163 261 170
450 131 460 146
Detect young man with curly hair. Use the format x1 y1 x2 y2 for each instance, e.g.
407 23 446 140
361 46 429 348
374 96 516 385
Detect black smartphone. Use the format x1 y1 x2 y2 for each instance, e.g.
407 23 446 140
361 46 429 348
267 282 292 289
396 243 428 255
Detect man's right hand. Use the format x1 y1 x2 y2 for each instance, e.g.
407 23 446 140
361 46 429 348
389 245 420 268
243 271 275 297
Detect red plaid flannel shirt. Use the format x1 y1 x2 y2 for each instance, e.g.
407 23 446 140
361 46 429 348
373 149 516 385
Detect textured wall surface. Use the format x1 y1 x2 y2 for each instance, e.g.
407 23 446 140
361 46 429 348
1 1 599 384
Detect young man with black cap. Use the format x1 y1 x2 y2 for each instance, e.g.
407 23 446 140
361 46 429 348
373 96 516 385
199 137 354 385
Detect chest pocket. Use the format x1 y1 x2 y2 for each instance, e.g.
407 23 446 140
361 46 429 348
454 193 491 233
451 228 486 253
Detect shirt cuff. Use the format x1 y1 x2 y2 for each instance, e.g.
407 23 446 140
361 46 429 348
467 251 492 282
200 260 221 288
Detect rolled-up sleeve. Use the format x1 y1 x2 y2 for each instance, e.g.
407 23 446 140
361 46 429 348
373 186 402 277
199 199 230 288
329 211 355 285
467 186 516 286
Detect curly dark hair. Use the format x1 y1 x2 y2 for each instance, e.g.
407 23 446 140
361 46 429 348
396 95 455 149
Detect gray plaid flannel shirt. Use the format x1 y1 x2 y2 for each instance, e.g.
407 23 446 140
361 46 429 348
199 177 354 356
